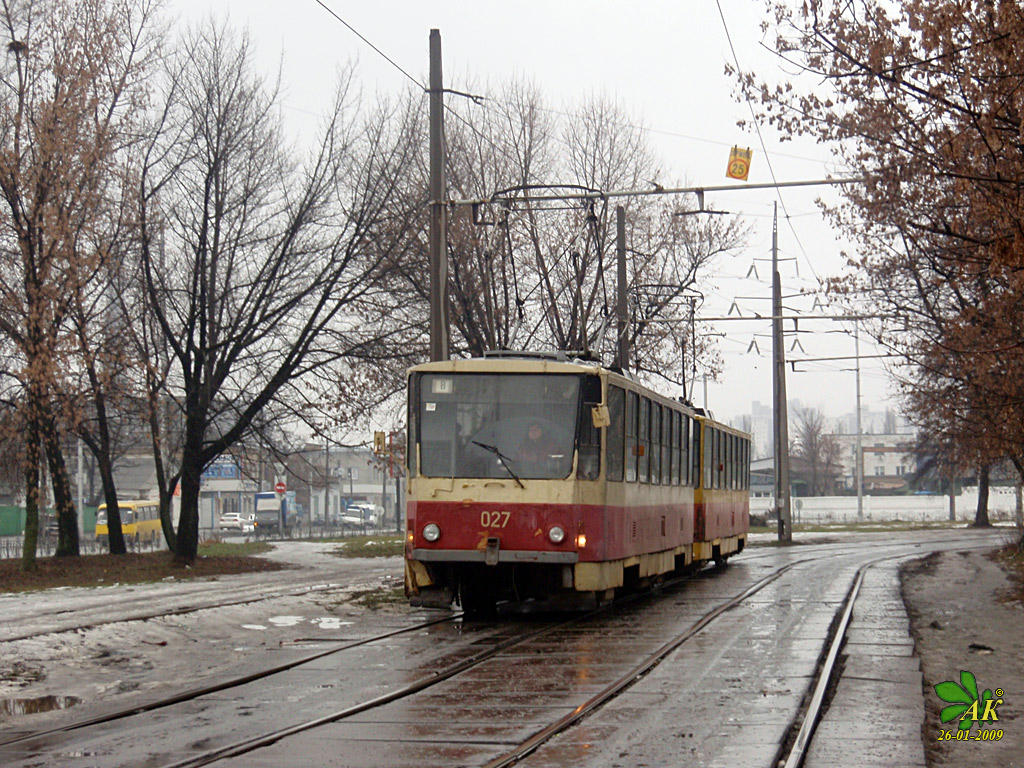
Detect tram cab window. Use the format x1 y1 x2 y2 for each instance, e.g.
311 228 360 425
415 373 580 480
607 386 625 483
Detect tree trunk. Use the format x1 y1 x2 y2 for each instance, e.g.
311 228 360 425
174 462 201 565
20 418 42 572
947 465 956 521
974 464 991 528
1016 482 1022 530
159 484 178 553
174 416 205 565
96 451 126 554
36 393 80 557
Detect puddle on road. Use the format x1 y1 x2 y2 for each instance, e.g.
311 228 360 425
0 695 81 716
241 624 267 631
311 617 353 630
268 616 305 627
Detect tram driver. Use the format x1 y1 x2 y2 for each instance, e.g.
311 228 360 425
516 422 563 475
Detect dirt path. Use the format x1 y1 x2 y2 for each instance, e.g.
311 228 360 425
902 547 1023 767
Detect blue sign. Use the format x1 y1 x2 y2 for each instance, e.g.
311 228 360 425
202 461 239 480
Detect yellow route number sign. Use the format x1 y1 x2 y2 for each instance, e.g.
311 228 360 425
727 146 752 180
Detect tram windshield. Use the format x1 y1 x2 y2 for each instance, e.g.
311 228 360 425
416 373 580 480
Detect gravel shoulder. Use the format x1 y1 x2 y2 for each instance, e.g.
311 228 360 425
901 535 1024 767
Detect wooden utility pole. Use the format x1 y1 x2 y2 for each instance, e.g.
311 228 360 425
428 29 449 362
772 202 792 542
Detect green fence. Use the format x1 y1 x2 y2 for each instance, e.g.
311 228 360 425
0 505 98 536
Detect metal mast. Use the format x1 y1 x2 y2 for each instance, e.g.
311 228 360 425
772 202 792 542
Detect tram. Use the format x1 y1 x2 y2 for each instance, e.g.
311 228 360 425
404 351 750 612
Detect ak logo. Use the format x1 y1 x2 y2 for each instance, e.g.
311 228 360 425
934 671 1003 731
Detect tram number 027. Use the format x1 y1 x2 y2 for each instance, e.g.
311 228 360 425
480 510 511 528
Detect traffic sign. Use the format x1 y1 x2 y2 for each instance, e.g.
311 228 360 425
274 481 286 494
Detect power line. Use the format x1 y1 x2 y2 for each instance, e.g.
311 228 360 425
713 0 822 285
312 0 424 90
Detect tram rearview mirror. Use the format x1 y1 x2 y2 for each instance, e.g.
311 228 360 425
591 405 610 428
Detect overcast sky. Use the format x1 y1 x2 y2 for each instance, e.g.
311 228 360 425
169 0 896 426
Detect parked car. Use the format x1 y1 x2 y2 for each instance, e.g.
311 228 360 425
341 504 382 529
218 512 246 531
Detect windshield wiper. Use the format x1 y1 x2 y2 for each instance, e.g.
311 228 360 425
472 440 525 489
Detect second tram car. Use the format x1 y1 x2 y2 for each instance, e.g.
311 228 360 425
404 351 751 612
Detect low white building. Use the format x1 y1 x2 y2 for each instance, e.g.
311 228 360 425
832 434 917 492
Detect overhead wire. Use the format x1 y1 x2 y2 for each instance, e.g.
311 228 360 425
312 0 424 91
713 0 823 287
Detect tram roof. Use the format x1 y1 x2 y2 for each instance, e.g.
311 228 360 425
408 353 604 376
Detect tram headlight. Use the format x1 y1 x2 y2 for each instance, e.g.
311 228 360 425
548 526 566 544
422 523 441 542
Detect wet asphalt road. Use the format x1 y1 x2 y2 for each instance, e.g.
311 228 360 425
0 529 1006 767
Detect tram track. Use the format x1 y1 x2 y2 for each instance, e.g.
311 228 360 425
145 561 801 768
1 532 1004 768
0 612 463 748
486 538 1001 768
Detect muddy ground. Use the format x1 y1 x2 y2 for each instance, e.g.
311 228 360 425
902 544 1024 767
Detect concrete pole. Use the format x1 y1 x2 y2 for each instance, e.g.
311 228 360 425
772 203 792 542
324 438 330 525
77 438 84 540
428 29 449 362
855 321 864 519
616 206 629 370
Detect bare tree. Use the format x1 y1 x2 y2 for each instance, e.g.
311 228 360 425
739 0 1024 527
138 21 423 564
428 85 747 390
0 0 158 564
793 408 841 496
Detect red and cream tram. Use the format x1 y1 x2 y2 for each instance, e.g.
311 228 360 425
404 351 750 612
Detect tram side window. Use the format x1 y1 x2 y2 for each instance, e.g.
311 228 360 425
733 436 739 490
692 421 701 488
744 438 750 490
733 435 740 490
703 426 712 489
407 376 419 476
607 386 625 483
639 397 650 483
650 403 661 484
626 391 638 482
715 429 723 490
665 409 674 485
577 400 601 480
667 411 675 483
679 414 688 486
741 438 749 493
727 434 734 490
716 430 724 489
